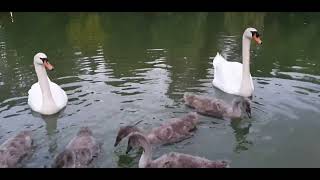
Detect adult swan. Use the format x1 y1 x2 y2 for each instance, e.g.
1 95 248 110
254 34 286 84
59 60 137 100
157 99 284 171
212 28 262 97
28 53 68 115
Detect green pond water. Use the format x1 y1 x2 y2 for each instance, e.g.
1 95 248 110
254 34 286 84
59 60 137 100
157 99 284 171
0 12 319 167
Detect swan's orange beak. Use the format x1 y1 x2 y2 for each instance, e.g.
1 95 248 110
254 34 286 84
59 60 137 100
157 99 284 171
44 60 54 71
253 34 262 45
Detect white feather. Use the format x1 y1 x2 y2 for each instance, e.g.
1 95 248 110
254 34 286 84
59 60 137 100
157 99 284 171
212 53 254 96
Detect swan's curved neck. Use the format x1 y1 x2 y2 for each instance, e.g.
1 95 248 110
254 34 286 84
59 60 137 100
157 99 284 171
138 140 152 168
34 63 57 111
239 36 252 96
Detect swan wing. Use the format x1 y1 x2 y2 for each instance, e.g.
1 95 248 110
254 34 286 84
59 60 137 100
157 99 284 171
212 53 243 94
28 80 67 113
28 83 42 112
49 81 68 109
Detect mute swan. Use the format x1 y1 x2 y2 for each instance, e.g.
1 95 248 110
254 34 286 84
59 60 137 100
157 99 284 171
126 132 229 168
184 93 251 119
212 28 262 97
0 131 33 168
114 112 199 147
53 127 101 168
28 53 68 115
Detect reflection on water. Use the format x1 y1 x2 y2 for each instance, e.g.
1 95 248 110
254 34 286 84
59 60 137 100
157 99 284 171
115 147 142 168
36 112 60 154
230 119 252 153
0 12 319 167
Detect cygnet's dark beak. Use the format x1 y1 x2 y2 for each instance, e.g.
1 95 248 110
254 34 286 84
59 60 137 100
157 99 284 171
246 107 252 118
114 139 120 147
126 145 133 154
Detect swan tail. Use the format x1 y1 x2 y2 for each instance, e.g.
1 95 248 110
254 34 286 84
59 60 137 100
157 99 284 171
212 52 224 67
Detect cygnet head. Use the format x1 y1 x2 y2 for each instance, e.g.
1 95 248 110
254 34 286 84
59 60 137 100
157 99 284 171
126 132 149 154
17 130 33 143
243 27 262 45
183 112 199 124
34 52 54 71
185 111 198 118
114 126 140 147
232 97 252 118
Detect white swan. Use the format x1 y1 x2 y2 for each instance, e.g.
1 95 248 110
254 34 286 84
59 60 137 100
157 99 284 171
212 28 262 97
28 53 68 115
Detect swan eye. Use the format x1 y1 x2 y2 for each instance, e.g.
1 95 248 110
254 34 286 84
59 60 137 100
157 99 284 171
40 58 48 63
251 31 260 38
